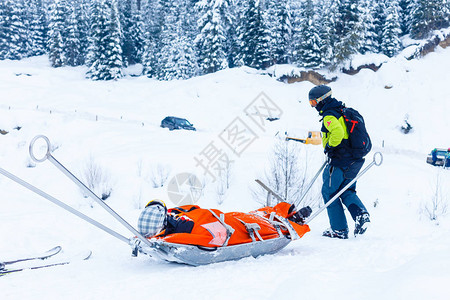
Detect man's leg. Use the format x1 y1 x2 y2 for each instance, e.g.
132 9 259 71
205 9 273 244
340 161 371 236
340 182 368 222
322 165 348 232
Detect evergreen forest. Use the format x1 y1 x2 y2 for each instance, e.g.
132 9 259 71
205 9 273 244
1 0 449 80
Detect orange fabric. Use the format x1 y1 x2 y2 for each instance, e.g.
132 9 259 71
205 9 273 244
253 202 310 239
152 203 310 247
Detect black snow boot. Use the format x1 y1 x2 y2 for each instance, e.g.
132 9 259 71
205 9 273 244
354 213 370 236
322 228 349 239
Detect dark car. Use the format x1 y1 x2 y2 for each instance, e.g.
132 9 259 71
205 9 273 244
161 116 196 131
426 148 448 166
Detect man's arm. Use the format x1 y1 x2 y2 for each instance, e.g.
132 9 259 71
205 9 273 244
323 115 345 148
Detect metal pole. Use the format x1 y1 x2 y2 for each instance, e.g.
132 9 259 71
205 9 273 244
305 152 383 225
29 135 154 249
255 179 285 204
0 167 130 244
294 160 327 208
256 160 327 209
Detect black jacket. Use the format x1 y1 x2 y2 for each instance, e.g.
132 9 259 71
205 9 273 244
317 97 364 171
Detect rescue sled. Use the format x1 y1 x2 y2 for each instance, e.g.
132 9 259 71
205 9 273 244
133 204 310 266
1 135 382 266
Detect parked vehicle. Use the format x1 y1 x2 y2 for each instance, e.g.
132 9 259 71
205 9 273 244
161 116 196 131
426 148 448 166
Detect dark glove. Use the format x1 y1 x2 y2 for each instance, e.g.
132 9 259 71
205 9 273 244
299 206 312 218
288 205 312 225
324 144 337 158
324 144 332 154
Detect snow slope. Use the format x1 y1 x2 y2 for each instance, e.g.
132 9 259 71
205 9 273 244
1 47 450 300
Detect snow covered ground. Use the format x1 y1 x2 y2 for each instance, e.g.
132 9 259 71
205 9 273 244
1 46 450 300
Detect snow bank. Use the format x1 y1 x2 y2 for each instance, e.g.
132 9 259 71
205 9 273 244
1 47 450 300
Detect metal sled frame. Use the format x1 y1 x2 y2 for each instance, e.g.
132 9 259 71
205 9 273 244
137 236 292 266
0 135 299 266
135 203 301 266
0 135 382 266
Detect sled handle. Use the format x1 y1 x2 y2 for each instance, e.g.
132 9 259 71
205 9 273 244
305 152 383 225
293 160 327 208
0 166 130 244
373 151 383 166
29 135 52 163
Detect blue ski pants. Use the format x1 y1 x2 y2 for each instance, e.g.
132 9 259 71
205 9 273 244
322 161 368 231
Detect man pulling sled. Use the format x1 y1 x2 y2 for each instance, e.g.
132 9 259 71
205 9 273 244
1 83 383 266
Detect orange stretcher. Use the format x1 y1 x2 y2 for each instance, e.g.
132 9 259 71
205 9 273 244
135 202 310 265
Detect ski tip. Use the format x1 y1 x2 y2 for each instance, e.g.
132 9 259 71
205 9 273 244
69 249 93 262
0 249 92 276
83 250 93 261
42 246 63 258
49 246 62 252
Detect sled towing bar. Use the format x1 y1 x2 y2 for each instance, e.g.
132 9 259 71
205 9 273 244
305 152 383 224
256 152 383 224
0 135 154 249
294 160 327 208
256 160 327 207
0 167 130 244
